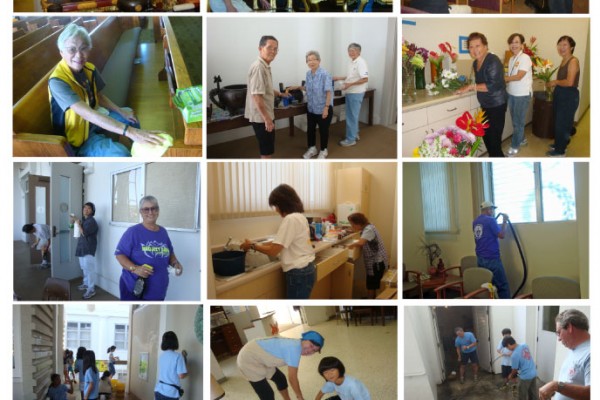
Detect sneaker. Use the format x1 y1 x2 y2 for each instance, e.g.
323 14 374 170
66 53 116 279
549 140 570 151
83 290 96 300
356 134 361 141
507 147 519 157
77 284 88 291
520 138 528 146
338 139 357 147
41 260 49 266
302 146 318 159
317 149 328 159
546 150 566 157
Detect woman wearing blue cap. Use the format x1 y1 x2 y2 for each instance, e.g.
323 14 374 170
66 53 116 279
237 331 324 400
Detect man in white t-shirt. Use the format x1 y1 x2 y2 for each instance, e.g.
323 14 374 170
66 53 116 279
539 309 590 400
334 43 369 147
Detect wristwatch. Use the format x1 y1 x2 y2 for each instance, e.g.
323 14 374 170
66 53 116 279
129 265 136 271
557 381 565 393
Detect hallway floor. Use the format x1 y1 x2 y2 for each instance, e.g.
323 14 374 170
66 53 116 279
215 317 397 399
13 241 117 301
437 371 543 400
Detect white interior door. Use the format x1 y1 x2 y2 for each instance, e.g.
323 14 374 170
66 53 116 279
51 163 83 280
473 307 492 372
536 306 557 382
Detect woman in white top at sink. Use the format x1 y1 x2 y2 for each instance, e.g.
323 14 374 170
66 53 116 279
241 184 316 299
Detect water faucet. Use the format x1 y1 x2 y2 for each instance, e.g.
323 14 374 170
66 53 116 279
224 237 233 251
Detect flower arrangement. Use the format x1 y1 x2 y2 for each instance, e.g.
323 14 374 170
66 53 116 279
414 110 489 157
522 36 541 66
425 69 468 95
439 42 458 63
533 58 558 100
402 40 429 71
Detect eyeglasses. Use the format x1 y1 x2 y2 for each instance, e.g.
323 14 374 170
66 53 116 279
140 207 159 214
63 46 91 55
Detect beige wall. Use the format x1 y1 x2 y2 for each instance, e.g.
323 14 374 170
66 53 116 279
402 18 590 119
403 163 588 297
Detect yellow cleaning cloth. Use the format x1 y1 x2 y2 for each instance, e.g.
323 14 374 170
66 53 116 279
131 132 174 157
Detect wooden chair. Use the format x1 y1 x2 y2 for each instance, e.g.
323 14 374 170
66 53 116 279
402 263 423 299
42 277 71 301
516 276 580 299
435 268 494 299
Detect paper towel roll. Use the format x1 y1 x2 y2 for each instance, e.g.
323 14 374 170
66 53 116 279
73 223 81 238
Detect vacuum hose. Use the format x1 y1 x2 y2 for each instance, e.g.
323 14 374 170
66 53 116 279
496 213 528 298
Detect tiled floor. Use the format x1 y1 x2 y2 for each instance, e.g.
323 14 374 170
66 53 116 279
216 317 397 399
13 241 117 301
499 108 590 158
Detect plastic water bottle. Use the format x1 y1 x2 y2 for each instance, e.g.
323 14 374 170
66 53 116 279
315 219 322 240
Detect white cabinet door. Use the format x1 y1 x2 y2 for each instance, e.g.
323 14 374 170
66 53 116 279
426 97 471 125
402 108 428 132
402 126 431 157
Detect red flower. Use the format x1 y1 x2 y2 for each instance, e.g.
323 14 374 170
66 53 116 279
449 148 458 156
455 111 489 137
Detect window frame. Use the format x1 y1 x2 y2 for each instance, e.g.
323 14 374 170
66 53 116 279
109 163 201 232
66 321 92 350
420 163 459 234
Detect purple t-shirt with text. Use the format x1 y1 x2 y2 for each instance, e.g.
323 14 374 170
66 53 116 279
115 224 174 300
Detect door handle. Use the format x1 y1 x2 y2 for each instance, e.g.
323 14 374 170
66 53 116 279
52 226 57 238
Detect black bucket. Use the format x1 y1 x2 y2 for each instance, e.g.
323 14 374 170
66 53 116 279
212 251 246 276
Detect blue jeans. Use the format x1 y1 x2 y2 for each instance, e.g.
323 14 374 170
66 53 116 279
476 256 511 299
344 92 364 142
548 0 572 13
77 109 140 157
508 94 531 149
155 392 178 400
552 86 579 154
285 263 316 299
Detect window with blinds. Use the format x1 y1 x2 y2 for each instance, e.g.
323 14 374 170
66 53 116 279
485 161 576 223
208 162 334 220
111 163 200 230
420 163 457 233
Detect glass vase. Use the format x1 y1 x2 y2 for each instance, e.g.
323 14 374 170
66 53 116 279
402 67 417 103
415 68 426 90
545 85 554 102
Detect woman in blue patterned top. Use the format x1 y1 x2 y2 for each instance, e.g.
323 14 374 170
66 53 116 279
294 50 334 160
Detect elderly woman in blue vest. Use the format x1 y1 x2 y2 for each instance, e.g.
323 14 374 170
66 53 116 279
237 331 324 400
49 23 167 157
347 213 388 299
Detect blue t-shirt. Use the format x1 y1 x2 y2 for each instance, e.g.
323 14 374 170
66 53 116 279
497 338 512 367
305 67 333 114
511 344 537 380
115 224 174 300
47 384 69 400
154 350 187 398
555 339 590 400
76 359 85 385
256 337 302 368
473 214 501 259
84 368 100 399
321 375 371 400
455 332 477 353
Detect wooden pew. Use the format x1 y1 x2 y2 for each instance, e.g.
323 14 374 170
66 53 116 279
13 17 141 157
13 24 55 58
13 17 83 104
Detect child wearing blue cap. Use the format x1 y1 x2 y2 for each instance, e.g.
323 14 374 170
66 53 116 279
237 331 324 400
315 357 370 400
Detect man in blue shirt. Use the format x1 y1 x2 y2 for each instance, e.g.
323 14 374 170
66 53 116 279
503 336 538 400
472 201 511 298
455 327 479 384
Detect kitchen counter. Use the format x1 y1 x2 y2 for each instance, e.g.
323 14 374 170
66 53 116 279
212 232 359 299
402 89 476 113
